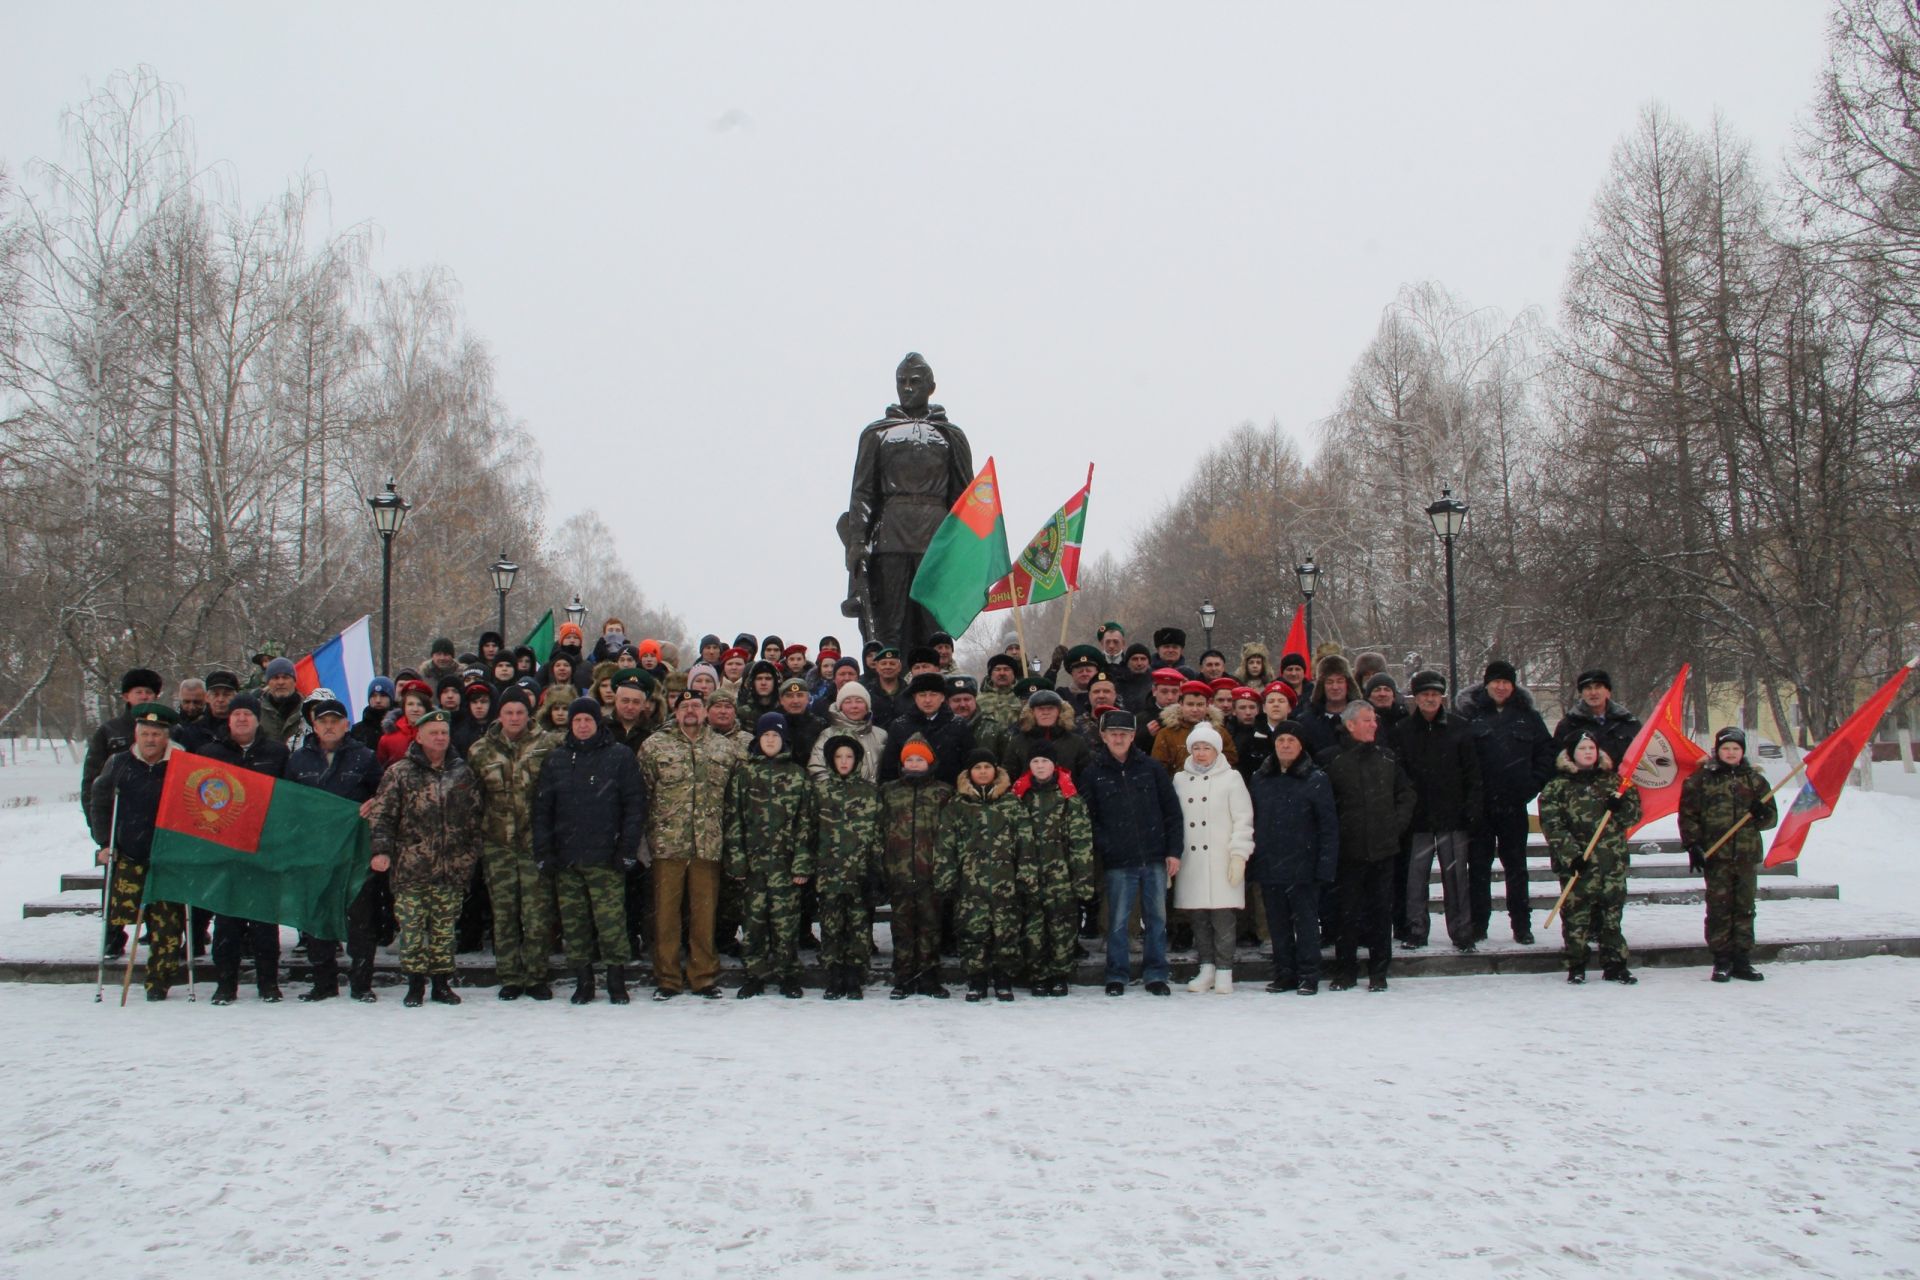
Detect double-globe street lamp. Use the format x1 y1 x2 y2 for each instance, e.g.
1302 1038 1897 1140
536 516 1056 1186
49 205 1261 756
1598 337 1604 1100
1425 486 1470 695
367 478 410 677
490 551 519 641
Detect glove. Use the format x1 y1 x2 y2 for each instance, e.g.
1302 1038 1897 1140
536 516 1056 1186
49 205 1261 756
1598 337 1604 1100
1227 856 1246 887
1686 843 1706 873
1605 793 1625 814
1748 799 1770 822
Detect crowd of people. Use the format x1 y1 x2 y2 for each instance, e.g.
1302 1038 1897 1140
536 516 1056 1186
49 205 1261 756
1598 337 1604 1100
81 616 1780 1007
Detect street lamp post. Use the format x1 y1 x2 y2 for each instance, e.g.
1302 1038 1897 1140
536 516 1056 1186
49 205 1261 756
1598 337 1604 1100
367 478 410 676
565 594 587 633
489 551 519 641
1295 556 1321 657
1425 486 1469 695
1199 599 1217 654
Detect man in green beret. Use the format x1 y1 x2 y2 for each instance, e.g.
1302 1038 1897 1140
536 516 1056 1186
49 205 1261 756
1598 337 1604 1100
89 704 188 999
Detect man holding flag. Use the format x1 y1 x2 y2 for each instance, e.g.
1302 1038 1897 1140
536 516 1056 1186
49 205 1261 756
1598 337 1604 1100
1679 729 1778 983
89 704 187 1001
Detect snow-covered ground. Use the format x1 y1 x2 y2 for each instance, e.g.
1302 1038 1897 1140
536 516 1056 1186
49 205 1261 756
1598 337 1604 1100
3 741 1919 1277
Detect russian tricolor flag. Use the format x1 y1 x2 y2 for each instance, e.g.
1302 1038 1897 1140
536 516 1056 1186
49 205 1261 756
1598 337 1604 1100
293 616 378 721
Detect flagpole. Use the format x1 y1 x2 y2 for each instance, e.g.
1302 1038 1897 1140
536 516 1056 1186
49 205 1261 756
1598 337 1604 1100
1699 760 1810 861
94 794 119 1003
1542 812 1612 929
118 903 144 1006
1057 591 1075 651
1010 594 1032 673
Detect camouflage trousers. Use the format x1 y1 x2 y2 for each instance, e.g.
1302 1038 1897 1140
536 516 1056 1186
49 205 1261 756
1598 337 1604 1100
1557 857 1629 967
394 883 465 975
956 882 1022 980
482 841 555 985
817 891 871 968
887 875 943 984
1704 851 1759 954
741 877 802 981
107 859 184 993
1021 889 1079 984
556 865 631 968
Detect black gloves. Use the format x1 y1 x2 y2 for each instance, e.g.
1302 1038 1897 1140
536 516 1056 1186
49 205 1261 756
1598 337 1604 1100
1748 798 1770 822
1605 793 1625 814
1686 843 1706 873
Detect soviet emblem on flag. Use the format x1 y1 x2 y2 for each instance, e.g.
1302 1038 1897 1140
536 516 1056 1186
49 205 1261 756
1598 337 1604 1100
183 766 249 839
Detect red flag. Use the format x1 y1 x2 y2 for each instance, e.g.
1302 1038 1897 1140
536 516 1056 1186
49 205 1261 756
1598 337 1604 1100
1280 606 1308 665
1625 667 1708 833
1612 665 1693 799
1767 658 1916 866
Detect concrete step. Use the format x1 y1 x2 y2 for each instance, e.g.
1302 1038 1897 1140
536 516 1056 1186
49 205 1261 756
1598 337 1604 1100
1424 880 1836 912
7 932 1916 988
1435 857 1797 882
61 872 104 893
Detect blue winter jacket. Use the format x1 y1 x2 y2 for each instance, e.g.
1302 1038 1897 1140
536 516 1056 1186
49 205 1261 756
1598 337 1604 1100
1247 755 1340 886
1079 746 1182 871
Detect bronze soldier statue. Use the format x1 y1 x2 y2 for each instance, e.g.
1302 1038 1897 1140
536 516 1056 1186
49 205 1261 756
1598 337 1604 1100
840 353 975 650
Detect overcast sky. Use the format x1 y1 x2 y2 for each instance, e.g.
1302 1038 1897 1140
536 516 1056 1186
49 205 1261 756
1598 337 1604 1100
4 3 1831 647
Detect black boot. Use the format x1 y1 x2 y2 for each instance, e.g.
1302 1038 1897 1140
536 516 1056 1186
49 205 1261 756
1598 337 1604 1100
918 972 950 999
1729 952 1764 982
525 980 554 1001
103 927 127 960
779 977 804 999
888 980 914 1000
256 982 284 1003
1602 962 1637 985
736 976 766 1000
569 966 596 1005
403 975 427 1007
430 975 461 1005
211 968 239 1005
1711 953 1733 983
965 974 989 1003
1567 964 1587 985
993 976 1014 1003
823 967 846 1001
497 985 524 1001
844 966 864 1001
299 975 338 1002
605 966 630 1005
349 958 377 1003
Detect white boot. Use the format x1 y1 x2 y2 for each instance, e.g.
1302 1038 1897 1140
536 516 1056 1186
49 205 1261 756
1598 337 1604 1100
1187 964 1216 993
1215 970 1234 995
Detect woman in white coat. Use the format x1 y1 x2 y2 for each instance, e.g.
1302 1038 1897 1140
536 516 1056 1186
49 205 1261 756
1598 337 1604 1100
1172 722 1255 992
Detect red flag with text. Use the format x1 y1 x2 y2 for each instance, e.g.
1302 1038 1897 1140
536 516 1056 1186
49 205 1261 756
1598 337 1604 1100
1767 659 1916 866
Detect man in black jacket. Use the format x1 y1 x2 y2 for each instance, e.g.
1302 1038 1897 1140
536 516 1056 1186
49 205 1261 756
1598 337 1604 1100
533 698 648 1005
1081 710 1182 997
89 704 188 999
1321 703 1416 991
285 697 383 1001
202 692 292 1004
1553 668 1642 765
879 672 975 783
1458 661 1556 945
1390 671 1484 954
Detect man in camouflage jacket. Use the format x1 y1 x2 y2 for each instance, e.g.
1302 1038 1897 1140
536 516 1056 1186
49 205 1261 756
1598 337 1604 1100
811 734 885 998
640 691 740 998
1678 727 1778 982
368 712 484 1004
467 687 559 999
880 734 954 998
724 714 816 997
1538 732 1641 983
936 749 1033 1001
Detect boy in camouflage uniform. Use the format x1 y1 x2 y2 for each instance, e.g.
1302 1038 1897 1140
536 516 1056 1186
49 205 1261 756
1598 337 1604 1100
89 704 187 1000
880 735 953 999
1679 727 1778 983
1538 731 1641 984
724 713 816 998
1014 742 1095 997
936 748 1033 1003
466 687 559 1000
811 734 884 999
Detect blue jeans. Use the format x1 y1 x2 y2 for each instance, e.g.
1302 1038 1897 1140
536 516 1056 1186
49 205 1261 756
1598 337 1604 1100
1104 864 1169 985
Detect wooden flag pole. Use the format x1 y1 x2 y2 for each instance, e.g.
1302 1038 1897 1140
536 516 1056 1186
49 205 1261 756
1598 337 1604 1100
1699 760 1808 861
1057 591 1076 651
118 904 145 1007
1010 595 1032 673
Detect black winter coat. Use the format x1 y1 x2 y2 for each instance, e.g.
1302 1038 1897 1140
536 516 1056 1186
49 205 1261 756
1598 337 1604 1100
285 736 382 804
201 731 290 780
1079 747 1182 870
350 706 389 754
172 711 226 754
1553 699 1643 768
87 745 173 864
1292 707 1345 758
533 729 645 871
1457 684 1555 815
531 728 647 870
1389 707 1484 833
1321 740 1415 865
879 707 975 784
1247 756 1340 885
81 710 136 822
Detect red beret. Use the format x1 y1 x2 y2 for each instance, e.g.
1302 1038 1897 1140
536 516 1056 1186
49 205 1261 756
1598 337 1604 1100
1231 686 1259 702
1150 668 1186 687
1209 677 1238 692
783 644 808 657
1180 679 1214 698
721 647 751 663
1262 681 1297 705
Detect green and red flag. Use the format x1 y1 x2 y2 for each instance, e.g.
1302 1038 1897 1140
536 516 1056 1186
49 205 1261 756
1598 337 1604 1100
522 608 555 661
143 750 372 941
1767 657 1916 866
909 457 1013 638
984 464 1093 612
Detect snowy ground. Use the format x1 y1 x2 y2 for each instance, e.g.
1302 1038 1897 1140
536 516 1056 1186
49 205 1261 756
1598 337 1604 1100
3 742 1919 1277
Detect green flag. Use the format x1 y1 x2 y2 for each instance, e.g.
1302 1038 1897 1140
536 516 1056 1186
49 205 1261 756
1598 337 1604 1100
144 749 371 941
522 608 555 659
909 458 1012 638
